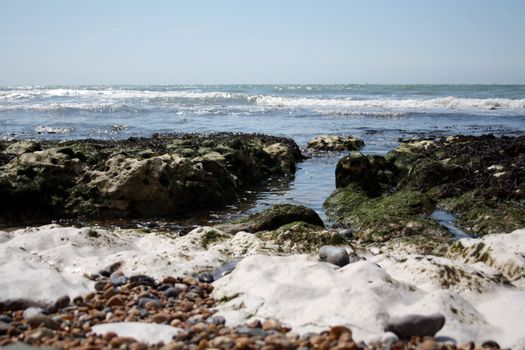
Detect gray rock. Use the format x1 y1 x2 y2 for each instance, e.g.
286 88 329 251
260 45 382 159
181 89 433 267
385 313 445 339
212 259 240 281
109 272 128 286
319 246 350 267
307 135 364 152
163 287 182 298
207 316 226 325
236 326 268 337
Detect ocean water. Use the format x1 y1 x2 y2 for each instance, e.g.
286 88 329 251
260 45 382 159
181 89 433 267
1 85 524 222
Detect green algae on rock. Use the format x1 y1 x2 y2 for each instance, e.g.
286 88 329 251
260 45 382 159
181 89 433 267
0 133 302 225
257 221 346 253
325 135 525 243
237 203 325 232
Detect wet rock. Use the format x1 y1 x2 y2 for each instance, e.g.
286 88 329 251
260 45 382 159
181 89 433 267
319 246 350 267
385 313 445 339
241 204 324 232
129 275 156 287
335 152 382 195
0 133 301 225
197 272 214 283
307 135 364 152
481 340 500 349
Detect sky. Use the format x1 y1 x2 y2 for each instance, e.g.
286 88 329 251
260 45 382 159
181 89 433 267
0 0 524 85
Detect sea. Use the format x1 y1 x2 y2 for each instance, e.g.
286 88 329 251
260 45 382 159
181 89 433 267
1 85 524 223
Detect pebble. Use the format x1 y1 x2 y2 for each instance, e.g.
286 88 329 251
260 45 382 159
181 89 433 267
105 294 124 307
319 245 350 267
0 273 467 350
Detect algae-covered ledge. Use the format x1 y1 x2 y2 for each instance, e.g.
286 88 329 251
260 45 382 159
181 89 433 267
0 133 303 226
324 135 525 252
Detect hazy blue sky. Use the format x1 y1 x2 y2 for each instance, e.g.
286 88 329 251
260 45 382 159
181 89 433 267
1 0 524 85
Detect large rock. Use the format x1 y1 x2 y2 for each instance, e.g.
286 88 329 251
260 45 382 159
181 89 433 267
307 135 364 152
240 204 324 232
385 313 446 339
0 133 302 225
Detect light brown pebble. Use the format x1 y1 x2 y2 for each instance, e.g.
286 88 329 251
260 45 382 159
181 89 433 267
235 337 252 349
330 325 353 339
105 294 124 307
160 341 185 350
335 341 360 350
130 342 148 350
417 339 439 350
262 318 281 331
103 331 118 341
103 288 117 299
110 336 136 347
152 313 168 324
210 336 235 347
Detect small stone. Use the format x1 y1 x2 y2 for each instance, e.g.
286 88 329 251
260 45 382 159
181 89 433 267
94 281 107 291
385 313 445 339
262 319 281 331
26 328 55 342
27 314 59 330
235 337 252 349
130 275 156 287
103 288 117 299
481 340 500 349
110 271 128 286
160 341 185 350
110 336 136 347
152 313 168 324
197 272 214 283
210 336 235 347
105 294 124 307
130 342 149 350
319 246 350 267
54 295 70 309
164 287 181 298
330 325 353 338
236 326 268 337
417 339 439 350
207 316 226 325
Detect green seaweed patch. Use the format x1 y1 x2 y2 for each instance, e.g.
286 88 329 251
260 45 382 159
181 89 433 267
217 293 240 304
257 221 346 253
442 190 525 235
200 229 229 249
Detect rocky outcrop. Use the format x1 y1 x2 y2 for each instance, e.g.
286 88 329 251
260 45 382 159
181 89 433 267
324 135 525 245
238 204 324 232
307 135 364 152
0 133 302 225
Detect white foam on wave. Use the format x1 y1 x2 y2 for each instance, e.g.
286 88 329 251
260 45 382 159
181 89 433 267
254 95 525 112
0 88 246 101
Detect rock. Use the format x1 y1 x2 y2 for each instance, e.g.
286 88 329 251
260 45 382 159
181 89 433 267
417 339 439 350
213 223 253 235
206 316 226 325
481 340 500 349
241 204 324 232
385 313 445 339
3 141 42 156
319 246 350 267
261 318 281 331
258 222 346 253
54 295 70 309
26 314 59 330
335 152 380 194
307 135 364 152
129 275 156 287
197 272 214 283
110 271 128 286
0 133 301 226
236 326 268 338
212 259 240 281
163 287 182 298
25 328 55 343
263 142 297 173
105 295 124 307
